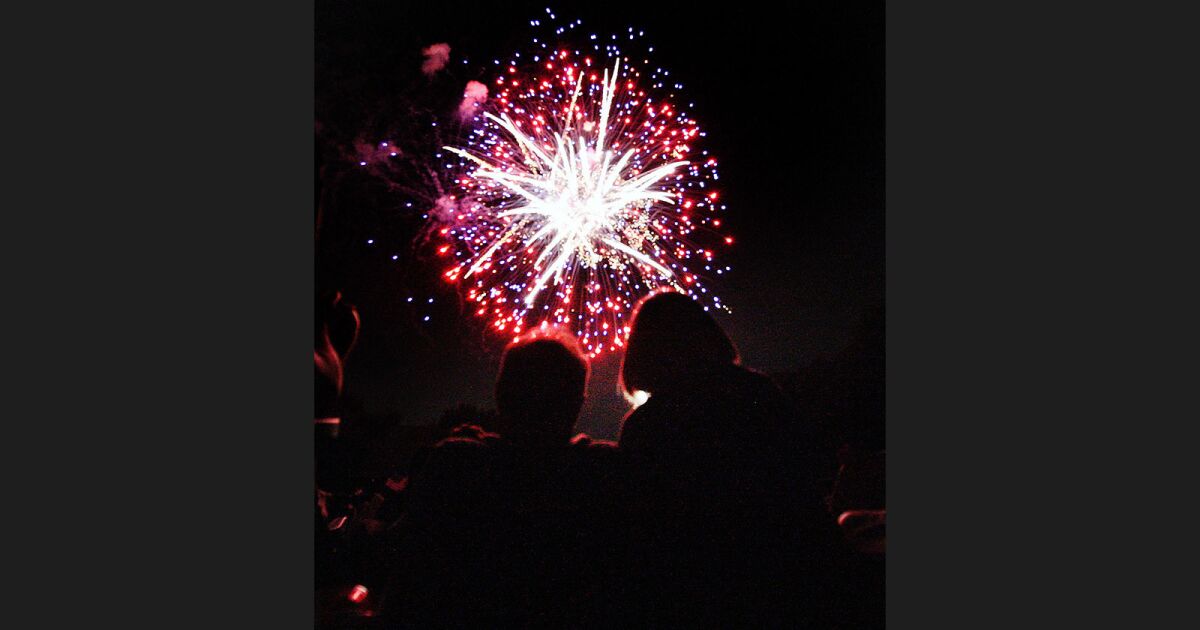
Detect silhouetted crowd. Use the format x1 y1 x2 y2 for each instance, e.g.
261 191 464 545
316 290 885 628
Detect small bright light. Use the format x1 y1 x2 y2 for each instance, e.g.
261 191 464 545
629 389 650 407
348 585 368 604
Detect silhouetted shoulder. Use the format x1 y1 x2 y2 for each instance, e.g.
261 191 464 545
566 433 622 480
616 397 670 452
733 366 795 414
569 432 615 449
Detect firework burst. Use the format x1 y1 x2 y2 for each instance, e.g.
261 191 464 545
436 15 730 356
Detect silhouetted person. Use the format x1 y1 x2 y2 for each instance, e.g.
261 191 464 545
611 290 850 627
315 291 361 595
384 332 621 627
315 290 360 435
316 290 361 493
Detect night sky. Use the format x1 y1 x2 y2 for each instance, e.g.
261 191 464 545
316 0 883 453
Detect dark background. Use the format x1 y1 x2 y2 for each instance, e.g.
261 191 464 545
316 0 883 472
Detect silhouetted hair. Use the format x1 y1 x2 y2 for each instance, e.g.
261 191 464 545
495 331 590 444
620 290 738 396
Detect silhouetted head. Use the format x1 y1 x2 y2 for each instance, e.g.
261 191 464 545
495 331 589 446
620 290 739 397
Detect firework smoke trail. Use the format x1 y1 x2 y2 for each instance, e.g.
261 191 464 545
435 12 731 356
